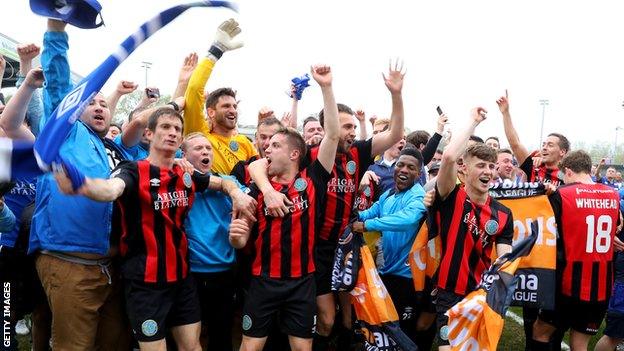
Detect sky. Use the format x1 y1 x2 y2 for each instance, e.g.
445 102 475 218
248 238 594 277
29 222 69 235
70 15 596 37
2 0 624 151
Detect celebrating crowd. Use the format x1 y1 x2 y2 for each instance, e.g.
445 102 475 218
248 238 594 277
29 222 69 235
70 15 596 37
1 3 624 351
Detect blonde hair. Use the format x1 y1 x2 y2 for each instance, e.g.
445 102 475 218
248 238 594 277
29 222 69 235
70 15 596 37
181 132 207 152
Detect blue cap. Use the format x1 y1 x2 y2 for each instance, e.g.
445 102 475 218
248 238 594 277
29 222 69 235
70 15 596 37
30 0 104 29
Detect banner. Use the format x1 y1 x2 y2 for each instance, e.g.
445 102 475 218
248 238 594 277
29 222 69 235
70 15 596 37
446 225 538 351
408 221 440 292
351 243 416 351
489 182 557 309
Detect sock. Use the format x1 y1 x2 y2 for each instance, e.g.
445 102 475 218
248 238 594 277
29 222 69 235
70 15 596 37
313 333 331 351
530 339 551 351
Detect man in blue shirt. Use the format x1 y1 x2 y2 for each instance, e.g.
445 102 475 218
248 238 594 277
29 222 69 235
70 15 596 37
367 138 406 194
30 19 131 350
181 131 248 350
352 147 427 346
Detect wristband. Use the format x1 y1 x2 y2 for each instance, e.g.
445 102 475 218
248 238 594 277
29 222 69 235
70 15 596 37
208 45 224 60
167 101 180 111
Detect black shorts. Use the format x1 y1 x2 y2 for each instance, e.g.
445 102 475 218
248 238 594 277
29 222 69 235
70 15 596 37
314 239 337 296
604 281 624 339
432 288 464 346
381 274 418 322
538 294 607 335
242 274 316 339
124 275 201 342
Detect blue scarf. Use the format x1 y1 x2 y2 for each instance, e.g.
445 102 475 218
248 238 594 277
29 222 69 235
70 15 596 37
29 0 236 188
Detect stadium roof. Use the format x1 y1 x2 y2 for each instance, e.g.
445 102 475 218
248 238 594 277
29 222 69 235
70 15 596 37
0 32 83 88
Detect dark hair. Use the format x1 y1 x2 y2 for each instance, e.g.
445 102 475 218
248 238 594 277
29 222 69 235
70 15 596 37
302 116 319 130
147 108 184 132
559 150 591 174
318 103 353 127
463 144 497 163
205 87 237 110
497 148 513 155
275 127 307 164
399 146 424 169
547 133 570 154
257 116 283 129
485 136 499 143
405 130 430 148
109 123 122 131
469 135 484 144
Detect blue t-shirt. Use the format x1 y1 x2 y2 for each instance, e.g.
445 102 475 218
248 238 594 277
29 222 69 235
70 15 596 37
0 179 36 248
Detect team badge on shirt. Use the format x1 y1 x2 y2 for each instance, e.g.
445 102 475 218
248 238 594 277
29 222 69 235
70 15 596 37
242 315 252 331
485 219 499 235
150 178 160 187
294 178 308 192
183 172 192 188
346 160 356 175
141 319 158 337
229 140 239 152
363 185 371 197
440 325 449 340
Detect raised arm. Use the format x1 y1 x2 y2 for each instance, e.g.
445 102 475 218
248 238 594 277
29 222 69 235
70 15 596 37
173 52 198 99
355 109 368 140
120 96 180 148
287 84 299 129
311 64 339 173
106 80 138 118
437 107 487 199
496 90 530 164
421 113 448 164
371 59 405 157
183 18 242 137
594 158 606 181
41 19 72 127
0 68 43 141
15 43 44 136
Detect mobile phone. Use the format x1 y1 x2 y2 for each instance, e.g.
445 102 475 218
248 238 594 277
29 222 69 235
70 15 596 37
436 106 443 116
145 88 160 99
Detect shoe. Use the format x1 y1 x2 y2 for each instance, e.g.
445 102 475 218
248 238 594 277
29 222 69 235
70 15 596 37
15 319 30 335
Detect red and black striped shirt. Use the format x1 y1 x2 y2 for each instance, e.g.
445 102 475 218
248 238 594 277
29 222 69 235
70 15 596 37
433 185 514 296
112 160 210 284
520 154 563 186
308 139 374 242
550 182 620 302
248 160 331 279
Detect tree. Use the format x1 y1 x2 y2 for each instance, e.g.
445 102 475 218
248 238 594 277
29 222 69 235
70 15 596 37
112 90 171 125
574 140 623 165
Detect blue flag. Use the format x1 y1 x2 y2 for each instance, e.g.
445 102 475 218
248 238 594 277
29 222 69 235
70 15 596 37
33 0 237 189
0 138 41 182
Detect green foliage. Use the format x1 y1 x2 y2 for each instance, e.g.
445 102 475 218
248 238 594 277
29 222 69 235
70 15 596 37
112 90 172 125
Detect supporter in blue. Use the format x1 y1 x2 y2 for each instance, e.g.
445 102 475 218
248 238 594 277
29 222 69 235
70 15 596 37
0 196 16 233
0 62 51 351
110 55 196 162
405 113 448 186
181 131 250 350
593 159 620 188
366 137 406 193
352 147 427 346
29 19 131 350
